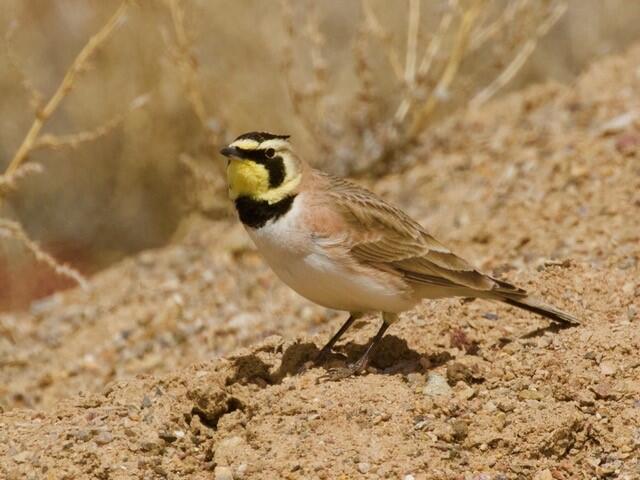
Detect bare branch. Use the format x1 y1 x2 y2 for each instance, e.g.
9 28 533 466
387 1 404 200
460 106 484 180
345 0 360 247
360 0 403 80
470 2 567 108
470 0 528 51
165 0 224 147
0 163 43 197
280 0 329 151
3 21 44 112
408 0 483 138
32 94 150 152
394 0 456 125
4 2 130 177
404 0 420 87
0 219 88 289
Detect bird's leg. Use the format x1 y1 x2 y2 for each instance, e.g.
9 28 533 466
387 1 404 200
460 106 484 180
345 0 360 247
313 312 362 365
322 314 394 381
346 318 391 374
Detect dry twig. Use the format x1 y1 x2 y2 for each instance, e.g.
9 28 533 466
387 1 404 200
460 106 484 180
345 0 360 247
1 1 134 290
165 0 225 148
32 94 150 152
0 163 43 197
281 0 566 175
4 1 130 177
0 219 88 289
470 1 567 107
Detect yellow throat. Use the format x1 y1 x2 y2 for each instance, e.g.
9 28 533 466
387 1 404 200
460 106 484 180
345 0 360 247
226 159 270 200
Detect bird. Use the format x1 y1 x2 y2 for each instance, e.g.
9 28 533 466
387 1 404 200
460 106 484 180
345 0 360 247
220 131 578 377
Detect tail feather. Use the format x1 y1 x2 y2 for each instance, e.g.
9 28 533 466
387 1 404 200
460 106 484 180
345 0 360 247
501 296 579 326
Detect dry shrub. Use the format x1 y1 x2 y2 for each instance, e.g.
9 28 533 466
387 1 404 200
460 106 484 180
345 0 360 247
0 2 136 291
281 0 567 176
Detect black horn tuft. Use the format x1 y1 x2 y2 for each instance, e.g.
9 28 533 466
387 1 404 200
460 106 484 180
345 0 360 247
234 131 290 143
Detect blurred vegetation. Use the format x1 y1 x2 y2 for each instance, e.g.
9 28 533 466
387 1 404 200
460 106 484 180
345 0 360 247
0 0 639 310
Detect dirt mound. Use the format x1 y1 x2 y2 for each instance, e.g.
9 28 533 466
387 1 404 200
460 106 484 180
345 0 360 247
1 45 640 478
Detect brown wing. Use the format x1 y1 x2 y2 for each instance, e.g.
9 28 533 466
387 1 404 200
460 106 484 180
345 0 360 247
322 173 521 294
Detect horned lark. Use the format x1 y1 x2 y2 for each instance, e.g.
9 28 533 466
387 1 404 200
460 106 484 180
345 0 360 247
220 131 578 376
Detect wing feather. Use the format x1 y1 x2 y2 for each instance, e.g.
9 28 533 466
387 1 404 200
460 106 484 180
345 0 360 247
321 173 499 292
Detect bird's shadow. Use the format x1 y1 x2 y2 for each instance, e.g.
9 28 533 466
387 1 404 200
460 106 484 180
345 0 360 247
228 335 453 386
229 319 578 387
284 335 452 377
520 321 576 339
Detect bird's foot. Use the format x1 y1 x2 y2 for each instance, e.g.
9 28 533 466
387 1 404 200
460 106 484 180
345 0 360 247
296 348 332 375
319 356 369 382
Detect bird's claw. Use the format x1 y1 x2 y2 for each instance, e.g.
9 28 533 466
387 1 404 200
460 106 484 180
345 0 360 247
318 359 368 382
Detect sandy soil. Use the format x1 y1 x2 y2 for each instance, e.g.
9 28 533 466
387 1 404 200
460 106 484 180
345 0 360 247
1 45 639 479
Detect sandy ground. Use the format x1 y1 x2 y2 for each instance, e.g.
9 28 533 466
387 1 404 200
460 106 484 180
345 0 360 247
1 45 640 479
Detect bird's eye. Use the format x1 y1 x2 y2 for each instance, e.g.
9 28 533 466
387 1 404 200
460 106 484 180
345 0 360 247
265 148 276 158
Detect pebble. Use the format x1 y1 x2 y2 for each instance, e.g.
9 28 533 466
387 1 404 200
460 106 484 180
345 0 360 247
214 466 234 480
456 384 476 401
404 475 415 480
74 429 92 442
94 431 113 445
357 462 371 474
533 469 553 480
451 419 469 441
423 373 452 397
12 451 31 464
236 463 248 478
599 361 617 376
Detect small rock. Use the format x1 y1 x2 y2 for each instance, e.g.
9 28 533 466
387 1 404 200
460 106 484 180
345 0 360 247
74 429 92 442
584 351 598 361
518 389 542 401
214 466 234 480
159 431 178 443
622 282 636 296
12 451 31 464
470 475 491 480
533 469 553 480
423 373 452 397
497 400 516 412
483 312 498 321
447 363 472 385
599 361 617 376
357 462 371 474
451 419 469 441
592 381 618 400
236 463 248 478
94 431 113 445
456 384 476 401
404 475 416 480
599 110 638 134
413 416 429 430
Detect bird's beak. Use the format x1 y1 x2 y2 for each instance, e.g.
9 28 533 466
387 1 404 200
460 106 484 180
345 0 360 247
219 146 238 158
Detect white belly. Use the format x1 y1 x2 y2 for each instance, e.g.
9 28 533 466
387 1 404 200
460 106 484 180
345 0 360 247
245 199 414 313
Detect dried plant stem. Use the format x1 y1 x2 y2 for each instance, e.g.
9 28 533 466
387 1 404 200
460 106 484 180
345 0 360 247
281 0 330 152
166 0 223 148
32 94 150 152
4 23 44 112
4 2 129 177
408 0 482 139
361 0 403 80
404 0 420 86
470 2 567 107
0 163 43 196
395 0 456 125
470 0 528 51
0 219 88 289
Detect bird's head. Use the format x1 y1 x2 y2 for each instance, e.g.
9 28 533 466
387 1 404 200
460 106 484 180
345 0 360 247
220 131 302 203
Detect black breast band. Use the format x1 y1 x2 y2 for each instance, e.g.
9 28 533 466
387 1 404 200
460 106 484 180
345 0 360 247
234 195 296 229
